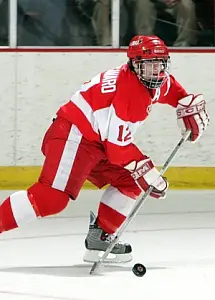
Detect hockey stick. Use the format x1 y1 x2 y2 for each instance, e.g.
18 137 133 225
89 130 191 275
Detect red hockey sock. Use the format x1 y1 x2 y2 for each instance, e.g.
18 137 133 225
0 197 18 232
96 186 136 234
97 202 126 234
0 190 39 233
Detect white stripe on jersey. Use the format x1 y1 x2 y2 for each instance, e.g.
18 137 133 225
71 92 99 134
71 91 141 146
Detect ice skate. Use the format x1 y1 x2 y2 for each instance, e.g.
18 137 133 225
83 211 132 263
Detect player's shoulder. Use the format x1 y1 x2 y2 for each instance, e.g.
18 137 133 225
116 64 149 94
116 64 151 99
166 74 186 91
168 74 182 86
101 64 129 81
99 63 140 96
117 63 139 83
160 74 183 92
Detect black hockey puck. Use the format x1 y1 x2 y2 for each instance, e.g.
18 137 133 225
132 263 146 277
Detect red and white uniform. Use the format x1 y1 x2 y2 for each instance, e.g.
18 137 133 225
31 64 185 233
57 64 188 167
0 64 188 236
0 36 208 241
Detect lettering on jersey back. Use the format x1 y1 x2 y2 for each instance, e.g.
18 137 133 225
101 69 120 94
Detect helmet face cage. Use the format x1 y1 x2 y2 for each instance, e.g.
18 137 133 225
131 57 171 89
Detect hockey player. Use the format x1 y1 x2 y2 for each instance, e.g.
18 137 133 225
0 35 209 263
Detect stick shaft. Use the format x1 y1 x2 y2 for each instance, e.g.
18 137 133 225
90 130 191 274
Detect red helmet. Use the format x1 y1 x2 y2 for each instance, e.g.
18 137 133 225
127 35 171 89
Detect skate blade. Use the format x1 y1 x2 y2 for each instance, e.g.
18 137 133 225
83 249 132 264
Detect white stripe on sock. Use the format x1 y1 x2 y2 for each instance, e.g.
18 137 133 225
10 191 37 227
100 186 135 217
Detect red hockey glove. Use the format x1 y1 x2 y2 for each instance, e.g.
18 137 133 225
176 94 209 143
125 158 168 199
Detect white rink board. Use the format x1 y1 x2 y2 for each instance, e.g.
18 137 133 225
0 52 214 166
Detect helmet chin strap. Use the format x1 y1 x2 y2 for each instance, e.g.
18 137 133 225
139 76 164 89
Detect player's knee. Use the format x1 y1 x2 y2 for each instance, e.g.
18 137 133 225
28 182 70 217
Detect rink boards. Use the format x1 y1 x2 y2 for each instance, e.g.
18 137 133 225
0 50 214 190
0 166 214 190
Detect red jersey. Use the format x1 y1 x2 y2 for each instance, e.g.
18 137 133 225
57 64 188 166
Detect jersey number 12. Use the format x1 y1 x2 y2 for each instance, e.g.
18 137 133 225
117 125 131 142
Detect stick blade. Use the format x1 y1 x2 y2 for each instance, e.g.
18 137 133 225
89 261 103 275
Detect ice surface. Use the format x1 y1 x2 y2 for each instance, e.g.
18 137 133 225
0 190 215 300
